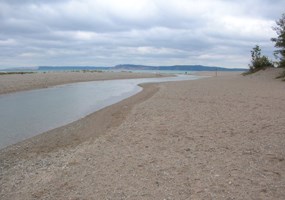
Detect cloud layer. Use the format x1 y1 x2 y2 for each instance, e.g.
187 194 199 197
0 0 284 68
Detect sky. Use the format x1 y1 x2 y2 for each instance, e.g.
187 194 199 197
0 0 284 69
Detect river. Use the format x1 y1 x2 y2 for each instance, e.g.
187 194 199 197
0 75 202 149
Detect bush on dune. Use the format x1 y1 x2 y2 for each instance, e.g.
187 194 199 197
245 13 285 79
245 45 274 74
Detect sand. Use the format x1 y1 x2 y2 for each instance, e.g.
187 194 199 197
1 69 285 199
0 71 165 95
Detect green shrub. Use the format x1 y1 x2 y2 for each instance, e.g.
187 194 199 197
248 45 274 73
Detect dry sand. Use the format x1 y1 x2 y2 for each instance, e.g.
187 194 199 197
0 71 165 95
1 69 285 199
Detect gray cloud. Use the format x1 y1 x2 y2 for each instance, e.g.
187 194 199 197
0 0 284 68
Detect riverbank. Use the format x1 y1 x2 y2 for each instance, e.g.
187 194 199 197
0 71 166 95
1 69 285 199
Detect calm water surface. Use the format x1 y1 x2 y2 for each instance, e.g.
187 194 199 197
0 75 201 149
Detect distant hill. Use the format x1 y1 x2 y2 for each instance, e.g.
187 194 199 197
0 66 38 72
114 64 246 71
2 65 246 72
38 66 110 71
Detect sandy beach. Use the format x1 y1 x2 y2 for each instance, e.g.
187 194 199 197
0 71 166 95
1 69 285 199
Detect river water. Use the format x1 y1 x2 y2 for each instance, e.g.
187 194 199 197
0 75 201 149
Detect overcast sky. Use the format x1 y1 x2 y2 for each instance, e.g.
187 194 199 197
0 0 284 69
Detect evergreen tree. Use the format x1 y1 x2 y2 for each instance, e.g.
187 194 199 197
271 13 285 68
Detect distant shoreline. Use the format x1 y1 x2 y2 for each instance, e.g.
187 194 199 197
0 71 168 95
0 64 247 73
0 70 244 95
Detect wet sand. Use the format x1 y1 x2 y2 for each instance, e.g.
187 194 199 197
1 69 285 199
0 71 165 95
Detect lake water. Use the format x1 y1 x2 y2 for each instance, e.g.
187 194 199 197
0 75 201 149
